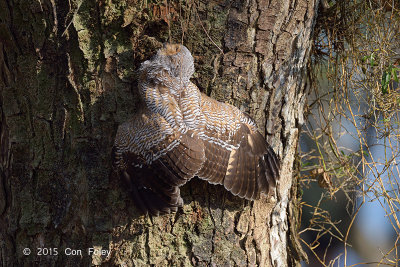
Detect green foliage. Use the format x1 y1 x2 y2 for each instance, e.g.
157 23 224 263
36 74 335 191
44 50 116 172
362 51 378 67
381 64 400 94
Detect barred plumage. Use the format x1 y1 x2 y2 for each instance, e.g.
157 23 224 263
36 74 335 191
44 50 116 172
113 44 280 215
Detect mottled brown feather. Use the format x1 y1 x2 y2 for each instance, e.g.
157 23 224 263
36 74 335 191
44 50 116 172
114 126 204 215
198 112 280 200
113 44 280 215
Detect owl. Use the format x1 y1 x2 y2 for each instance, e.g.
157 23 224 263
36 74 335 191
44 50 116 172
113 44 280 215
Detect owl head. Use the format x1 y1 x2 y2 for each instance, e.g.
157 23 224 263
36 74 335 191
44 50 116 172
139 44 195 93
157 43 194 81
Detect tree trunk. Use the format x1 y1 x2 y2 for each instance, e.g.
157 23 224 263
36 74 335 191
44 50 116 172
0 0 318 266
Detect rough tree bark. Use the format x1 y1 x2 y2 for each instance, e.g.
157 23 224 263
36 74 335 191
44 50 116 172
0 0 318 266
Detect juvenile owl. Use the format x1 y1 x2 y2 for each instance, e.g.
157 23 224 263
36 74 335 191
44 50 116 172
113 44 280 215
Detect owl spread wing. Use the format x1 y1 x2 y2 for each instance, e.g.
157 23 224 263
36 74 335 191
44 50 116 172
113 111 205 215
196 93 280 200
113 83 280 215
114 44 280 216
